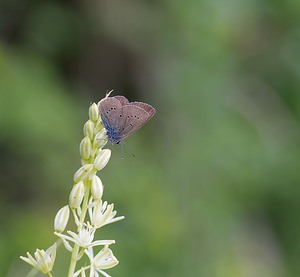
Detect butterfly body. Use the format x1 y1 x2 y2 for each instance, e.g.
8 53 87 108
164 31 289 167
102 119 121 144
98 95 155 144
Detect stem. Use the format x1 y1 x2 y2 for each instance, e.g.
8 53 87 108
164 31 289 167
48 272 54 277
67 182 90 277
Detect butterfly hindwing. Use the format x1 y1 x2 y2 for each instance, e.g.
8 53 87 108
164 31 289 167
129 102 155 123
114 96 129 106
119 104 152 140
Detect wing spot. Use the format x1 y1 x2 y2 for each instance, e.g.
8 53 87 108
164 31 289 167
130 123 133 127
119 114 122 117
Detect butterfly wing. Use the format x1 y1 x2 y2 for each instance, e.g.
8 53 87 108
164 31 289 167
129 102 156 124
114 95 129 106
98 97 125 132
99 95 155 143
119 103 155 140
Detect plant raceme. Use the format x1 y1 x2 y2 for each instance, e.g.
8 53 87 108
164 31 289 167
21 102 124 277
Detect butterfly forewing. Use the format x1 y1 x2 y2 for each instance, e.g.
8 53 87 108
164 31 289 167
99 97 125 129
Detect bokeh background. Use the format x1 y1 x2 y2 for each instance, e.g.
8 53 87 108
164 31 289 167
1 0 300 276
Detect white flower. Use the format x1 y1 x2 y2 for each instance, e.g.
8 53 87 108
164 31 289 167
90 246 119 277
89 199 124 228
55 225 115 252
75 246 119 277
20 243 56 274
93 246 119 269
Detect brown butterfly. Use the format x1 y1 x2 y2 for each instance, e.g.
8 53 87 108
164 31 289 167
98 93 155 144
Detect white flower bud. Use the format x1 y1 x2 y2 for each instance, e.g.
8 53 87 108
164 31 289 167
94 149 111 171
89 103 99 122
81 158 89 165
54 205 70 232
91 175 103 200
69 181 85 209
83 120 94 140
94 118 104 134
93 129 107 149
74 164 95 183
80 136 92 160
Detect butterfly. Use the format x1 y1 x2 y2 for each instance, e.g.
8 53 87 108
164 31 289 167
98 93 155 144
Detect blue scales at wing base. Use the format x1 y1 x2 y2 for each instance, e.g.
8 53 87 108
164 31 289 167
102 120 121 144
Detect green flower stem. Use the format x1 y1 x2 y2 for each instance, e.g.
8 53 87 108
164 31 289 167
48 272 54 277
67 182 91 277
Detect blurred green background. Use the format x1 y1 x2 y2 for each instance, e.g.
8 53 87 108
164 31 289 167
1 0 300 276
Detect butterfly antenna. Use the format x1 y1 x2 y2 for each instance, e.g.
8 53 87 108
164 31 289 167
121 141 135 158
105 89 113 98
120 143 125 160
